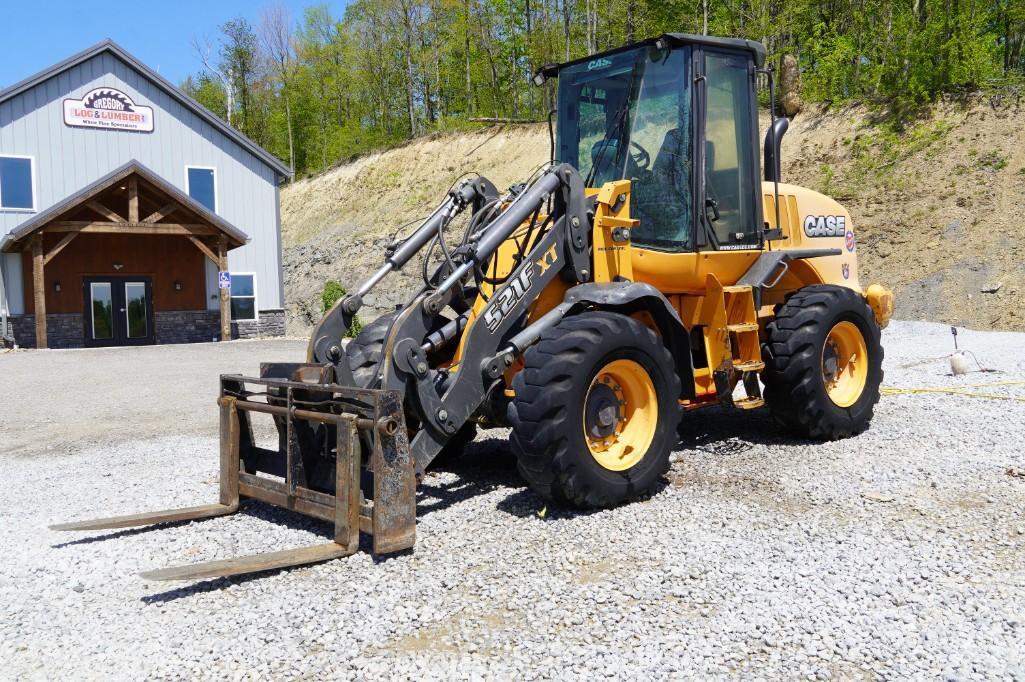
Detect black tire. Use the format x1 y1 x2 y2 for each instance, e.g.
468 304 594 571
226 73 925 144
762 284 883 440
508 311 681 508
430 423 478 466
345 311 476 464
346 312 398 388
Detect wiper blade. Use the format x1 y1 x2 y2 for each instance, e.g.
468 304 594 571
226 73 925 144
585 64 641 187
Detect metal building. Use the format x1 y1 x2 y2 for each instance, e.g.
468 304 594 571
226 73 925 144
0 39 290 348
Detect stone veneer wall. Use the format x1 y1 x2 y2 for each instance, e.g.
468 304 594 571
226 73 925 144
233 309 286 339
6 308 286 348
8 314 83 348
154 310 221 344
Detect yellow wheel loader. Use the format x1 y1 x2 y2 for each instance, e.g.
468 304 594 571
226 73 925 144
54 34 894 581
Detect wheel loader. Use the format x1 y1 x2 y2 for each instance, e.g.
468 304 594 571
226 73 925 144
54 33 894 581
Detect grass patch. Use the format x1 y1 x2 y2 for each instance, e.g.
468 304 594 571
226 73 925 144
976 150 1008 172
831 117 953 198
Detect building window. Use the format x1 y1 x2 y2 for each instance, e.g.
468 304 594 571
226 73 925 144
186 166 216 212
229 273 257 321
0 156 35 211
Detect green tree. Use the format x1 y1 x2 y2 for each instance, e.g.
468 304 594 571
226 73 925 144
220 18 262 137
182 0 1025 175
180 73 229 120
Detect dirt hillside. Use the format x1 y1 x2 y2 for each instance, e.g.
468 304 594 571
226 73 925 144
281 101 1025 334
280 127 550 329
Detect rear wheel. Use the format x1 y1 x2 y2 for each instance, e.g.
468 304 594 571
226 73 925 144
762 285 883 440
508 311 681 508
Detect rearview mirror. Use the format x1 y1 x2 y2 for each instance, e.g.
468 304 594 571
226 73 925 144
763 117 789 182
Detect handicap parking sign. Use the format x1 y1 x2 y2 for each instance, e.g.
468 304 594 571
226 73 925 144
218 271 231 290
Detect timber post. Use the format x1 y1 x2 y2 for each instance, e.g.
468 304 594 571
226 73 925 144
31 234 46 348
218 235 231 342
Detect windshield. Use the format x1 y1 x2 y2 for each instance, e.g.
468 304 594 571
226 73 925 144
556 45 693 251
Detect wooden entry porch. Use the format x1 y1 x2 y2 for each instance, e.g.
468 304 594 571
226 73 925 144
0 162 247 348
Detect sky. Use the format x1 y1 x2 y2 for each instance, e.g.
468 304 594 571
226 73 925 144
0 0 348 90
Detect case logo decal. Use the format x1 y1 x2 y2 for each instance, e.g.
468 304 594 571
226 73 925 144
803 214 846 238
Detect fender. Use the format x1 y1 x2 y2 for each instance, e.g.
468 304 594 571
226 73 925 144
505 281 695 399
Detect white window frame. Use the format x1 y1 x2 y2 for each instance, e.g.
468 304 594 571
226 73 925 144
90 281 113 340
184 165 218 214
0 154 37 213
123 280 149 339
229 271 258 322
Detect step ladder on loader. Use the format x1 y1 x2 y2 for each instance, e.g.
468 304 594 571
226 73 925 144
698 277 766 410
51 363 416 582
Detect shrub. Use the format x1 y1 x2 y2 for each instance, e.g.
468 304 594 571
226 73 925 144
322 280 361 338
347 314 362 338
322 280 345 311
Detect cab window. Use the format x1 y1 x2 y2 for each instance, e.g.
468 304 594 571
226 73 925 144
556 45 693 252
703 51 759 249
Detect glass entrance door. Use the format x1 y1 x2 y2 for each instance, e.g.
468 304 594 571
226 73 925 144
83 276 154 346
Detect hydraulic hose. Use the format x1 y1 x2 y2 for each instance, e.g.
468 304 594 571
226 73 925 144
387 196 456 270
471 171 561 260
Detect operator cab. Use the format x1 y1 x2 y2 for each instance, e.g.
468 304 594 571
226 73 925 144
543 34 766 253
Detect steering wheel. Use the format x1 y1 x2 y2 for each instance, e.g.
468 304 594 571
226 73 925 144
628 140 650 171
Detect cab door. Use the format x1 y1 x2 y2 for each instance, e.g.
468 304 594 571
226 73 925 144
629 47 764 293
696 49 763 252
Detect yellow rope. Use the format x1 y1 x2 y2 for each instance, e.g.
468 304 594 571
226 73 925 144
881 380 1025 403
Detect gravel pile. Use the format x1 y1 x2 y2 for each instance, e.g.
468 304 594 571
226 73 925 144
2 320 1024 679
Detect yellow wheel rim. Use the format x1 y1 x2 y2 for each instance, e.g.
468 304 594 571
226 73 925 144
583 359 657 471
822 321 869 408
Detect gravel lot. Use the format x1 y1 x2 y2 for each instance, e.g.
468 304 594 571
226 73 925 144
0 338 306 456
2 321 1024 679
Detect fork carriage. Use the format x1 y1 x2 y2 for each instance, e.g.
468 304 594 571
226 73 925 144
53 364 416 581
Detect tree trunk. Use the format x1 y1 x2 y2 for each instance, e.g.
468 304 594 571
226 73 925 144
285 95 295 177
465 0 474 114
405 32 417 136
478 16 501 117
526 0 534 117
626 0 636 42
563 0 571 60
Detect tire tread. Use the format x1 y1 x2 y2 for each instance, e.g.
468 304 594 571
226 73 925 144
508 311 681 508
762 285 883 440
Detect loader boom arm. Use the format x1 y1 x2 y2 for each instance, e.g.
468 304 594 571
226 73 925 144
308 176 498 370
378 165 591 472
53 164 598 580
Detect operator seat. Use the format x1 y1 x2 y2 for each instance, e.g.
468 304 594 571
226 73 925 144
631 128 691 246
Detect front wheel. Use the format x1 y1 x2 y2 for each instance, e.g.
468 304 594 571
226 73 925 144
508 311 681 508
345 310 475 465
762 285 884 440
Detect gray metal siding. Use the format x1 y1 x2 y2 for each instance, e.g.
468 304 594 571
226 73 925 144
0 52 283 312
2 253 23 314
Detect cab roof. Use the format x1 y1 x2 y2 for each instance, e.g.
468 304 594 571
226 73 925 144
537 33 767 80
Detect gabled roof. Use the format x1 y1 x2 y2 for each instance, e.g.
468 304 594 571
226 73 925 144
0 39 291 178
0 160 249 252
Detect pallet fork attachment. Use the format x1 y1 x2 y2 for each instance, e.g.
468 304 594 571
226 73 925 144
51 364 416 582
